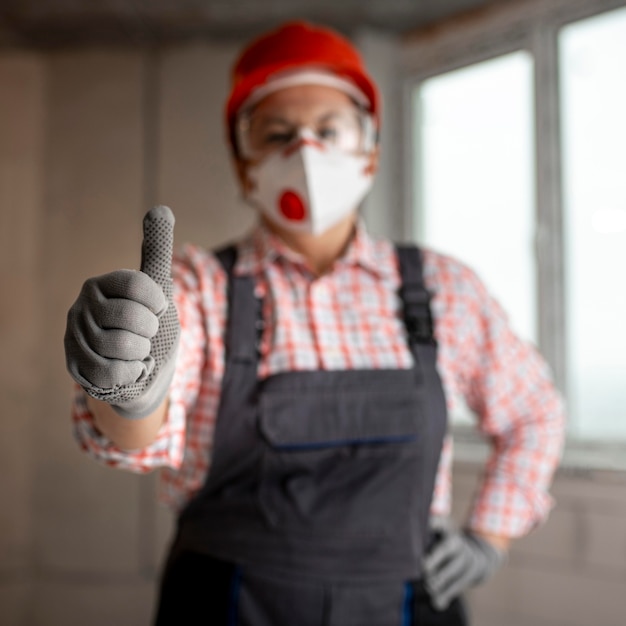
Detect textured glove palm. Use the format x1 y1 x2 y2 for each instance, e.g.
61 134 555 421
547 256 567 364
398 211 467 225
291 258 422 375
424 528 506 611
64 206 180 419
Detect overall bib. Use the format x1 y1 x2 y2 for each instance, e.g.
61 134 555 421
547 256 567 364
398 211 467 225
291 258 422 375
155 246 468 626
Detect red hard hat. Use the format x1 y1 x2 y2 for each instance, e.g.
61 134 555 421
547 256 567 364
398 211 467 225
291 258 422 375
225 21 380 155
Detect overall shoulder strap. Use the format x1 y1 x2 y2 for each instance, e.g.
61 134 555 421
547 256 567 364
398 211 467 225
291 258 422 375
395 244 436 346
214 244 262 364
215 244 238 274
395 245 448 544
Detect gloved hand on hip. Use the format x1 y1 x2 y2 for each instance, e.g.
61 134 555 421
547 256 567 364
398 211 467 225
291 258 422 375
64 205 180 419
423 527 506 611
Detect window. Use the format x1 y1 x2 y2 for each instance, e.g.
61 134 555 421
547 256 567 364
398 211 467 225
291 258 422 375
560 7 626 439
416 52 536 343
403 0 626 451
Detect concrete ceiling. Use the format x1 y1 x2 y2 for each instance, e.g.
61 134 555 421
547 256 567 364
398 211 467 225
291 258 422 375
0 0 517 48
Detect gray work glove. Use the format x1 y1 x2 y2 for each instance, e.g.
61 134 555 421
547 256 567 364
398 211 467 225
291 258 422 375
423 528 506 611
64 205 180 419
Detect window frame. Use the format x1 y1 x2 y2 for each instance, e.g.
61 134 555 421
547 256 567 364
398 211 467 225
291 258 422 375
400 0 626 470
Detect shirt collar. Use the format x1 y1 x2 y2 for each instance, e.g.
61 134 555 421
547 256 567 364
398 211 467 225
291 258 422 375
234 219 393 279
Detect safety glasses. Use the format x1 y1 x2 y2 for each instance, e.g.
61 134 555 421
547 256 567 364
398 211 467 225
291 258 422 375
236 107 376 161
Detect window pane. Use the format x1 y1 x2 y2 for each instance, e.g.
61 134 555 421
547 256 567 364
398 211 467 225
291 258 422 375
415 52 536 343
414 53 536 424
560 8 626 440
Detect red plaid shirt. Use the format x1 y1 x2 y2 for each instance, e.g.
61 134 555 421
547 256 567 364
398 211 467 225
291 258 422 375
72 221 565 538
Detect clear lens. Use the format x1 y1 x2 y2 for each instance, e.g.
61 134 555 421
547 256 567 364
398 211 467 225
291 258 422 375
237 109 375 160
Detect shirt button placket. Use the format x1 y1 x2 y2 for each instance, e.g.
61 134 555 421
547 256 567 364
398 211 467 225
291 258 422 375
309 277 336 369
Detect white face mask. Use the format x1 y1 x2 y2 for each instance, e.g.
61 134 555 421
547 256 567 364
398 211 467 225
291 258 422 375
245 139 374 236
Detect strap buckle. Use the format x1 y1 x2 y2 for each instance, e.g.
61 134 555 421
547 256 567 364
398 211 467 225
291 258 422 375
400 285 436 346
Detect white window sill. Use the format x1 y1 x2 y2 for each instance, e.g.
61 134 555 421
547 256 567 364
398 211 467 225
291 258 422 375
452 426 626 474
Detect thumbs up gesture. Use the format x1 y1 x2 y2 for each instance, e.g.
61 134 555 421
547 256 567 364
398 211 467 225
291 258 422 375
64 206 180 419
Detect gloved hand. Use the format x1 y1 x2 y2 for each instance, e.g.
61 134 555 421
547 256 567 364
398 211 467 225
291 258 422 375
423 528 506 611
64 205 180 419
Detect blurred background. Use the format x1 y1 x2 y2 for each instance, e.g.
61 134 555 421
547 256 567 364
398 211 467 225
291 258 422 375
1 0 625 624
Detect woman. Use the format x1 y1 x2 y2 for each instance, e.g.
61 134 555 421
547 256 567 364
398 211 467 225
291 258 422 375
64 21 565 626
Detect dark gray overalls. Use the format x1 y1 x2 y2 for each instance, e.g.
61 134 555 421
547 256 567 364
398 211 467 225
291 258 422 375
155 246 468 626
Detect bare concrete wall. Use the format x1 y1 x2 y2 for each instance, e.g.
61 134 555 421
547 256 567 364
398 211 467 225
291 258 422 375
0 42 245 626
0 51 44 625
454 464 626 626
0 38 625 626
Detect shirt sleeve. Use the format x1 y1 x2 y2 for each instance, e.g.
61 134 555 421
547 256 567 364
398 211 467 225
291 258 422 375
71 247 207 473
457 267 566 538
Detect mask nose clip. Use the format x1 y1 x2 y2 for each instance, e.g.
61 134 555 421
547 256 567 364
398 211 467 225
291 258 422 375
282 128 326 158
298 127 317 142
